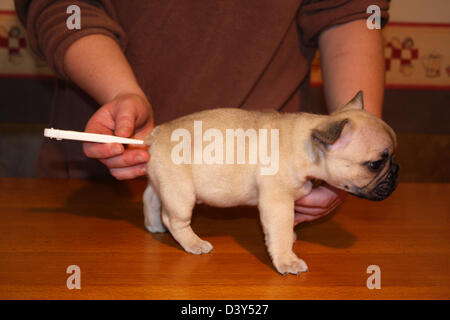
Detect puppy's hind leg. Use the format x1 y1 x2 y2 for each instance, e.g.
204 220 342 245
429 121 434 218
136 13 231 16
143 183 167 233
159 184 213 255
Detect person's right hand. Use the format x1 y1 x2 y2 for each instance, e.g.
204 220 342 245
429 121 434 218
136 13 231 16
294 183 347 225
83 93 154 180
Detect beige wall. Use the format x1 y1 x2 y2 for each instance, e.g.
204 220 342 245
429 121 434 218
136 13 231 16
390 0 450 23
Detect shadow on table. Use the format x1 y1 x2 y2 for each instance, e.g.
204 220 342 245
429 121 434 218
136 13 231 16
28 180 356 270
190 204 357 270
27 180 145 229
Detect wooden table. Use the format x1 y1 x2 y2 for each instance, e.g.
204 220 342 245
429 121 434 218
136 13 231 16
0 178 448 299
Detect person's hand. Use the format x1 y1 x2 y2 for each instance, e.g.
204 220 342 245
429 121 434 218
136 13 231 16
294 183 347 226
83 93 154 180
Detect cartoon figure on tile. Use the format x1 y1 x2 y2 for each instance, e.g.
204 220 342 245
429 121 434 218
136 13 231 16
0 25 27 65
400 37 416 76
422 51 441 78
384 36 419 77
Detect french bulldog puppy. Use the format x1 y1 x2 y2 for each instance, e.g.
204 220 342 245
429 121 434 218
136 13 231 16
143 91 399 275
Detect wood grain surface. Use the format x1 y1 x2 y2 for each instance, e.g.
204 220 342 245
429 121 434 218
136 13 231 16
0 178 448 299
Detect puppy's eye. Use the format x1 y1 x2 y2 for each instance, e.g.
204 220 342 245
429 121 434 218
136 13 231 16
365 160 384 171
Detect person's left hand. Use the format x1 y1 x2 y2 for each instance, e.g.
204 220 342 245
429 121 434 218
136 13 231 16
294 183 347 226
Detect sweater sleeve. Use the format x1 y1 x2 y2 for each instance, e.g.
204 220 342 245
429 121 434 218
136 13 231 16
14 0 127 79
297 0 390 47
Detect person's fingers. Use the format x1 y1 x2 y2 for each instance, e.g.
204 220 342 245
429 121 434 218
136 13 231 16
83 142 124 159
295 197 341 215
295 183 347 208
295 185 338 208
295 206 329 215
84 102 117 135
294 193 344 226
85 116 115 135
82 105 120 159
80 94 154 181
100 149 149 168
109 163 147 180
294 203 340 224
114 107 136 138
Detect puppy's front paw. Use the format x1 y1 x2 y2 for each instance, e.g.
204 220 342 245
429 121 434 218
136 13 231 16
274 254 309 275
184 239 214 255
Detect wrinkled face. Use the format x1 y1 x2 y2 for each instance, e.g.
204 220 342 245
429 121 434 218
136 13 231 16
323 111 399 201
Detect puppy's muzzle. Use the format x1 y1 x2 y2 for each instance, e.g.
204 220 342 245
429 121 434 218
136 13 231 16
352 161 400 201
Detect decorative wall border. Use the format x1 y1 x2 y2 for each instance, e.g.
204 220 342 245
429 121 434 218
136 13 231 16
310 22 450 90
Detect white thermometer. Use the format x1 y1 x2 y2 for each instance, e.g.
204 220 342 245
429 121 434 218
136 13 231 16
44 128 145 145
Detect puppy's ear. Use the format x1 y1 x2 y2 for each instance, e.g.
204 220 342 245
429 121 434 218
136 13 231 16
337 90 364 112
311 118 349 147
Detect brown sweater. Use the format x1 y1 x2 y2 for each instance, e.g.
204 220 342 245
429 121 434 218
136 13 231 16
15 0 389 179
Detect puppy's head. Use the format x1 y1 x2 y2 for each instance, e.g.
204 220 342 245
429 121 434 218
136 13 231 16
311 91 399 201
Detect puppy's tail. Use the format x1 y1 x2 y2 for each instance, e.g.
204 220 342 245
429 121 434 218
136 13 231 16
143 125 161 145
